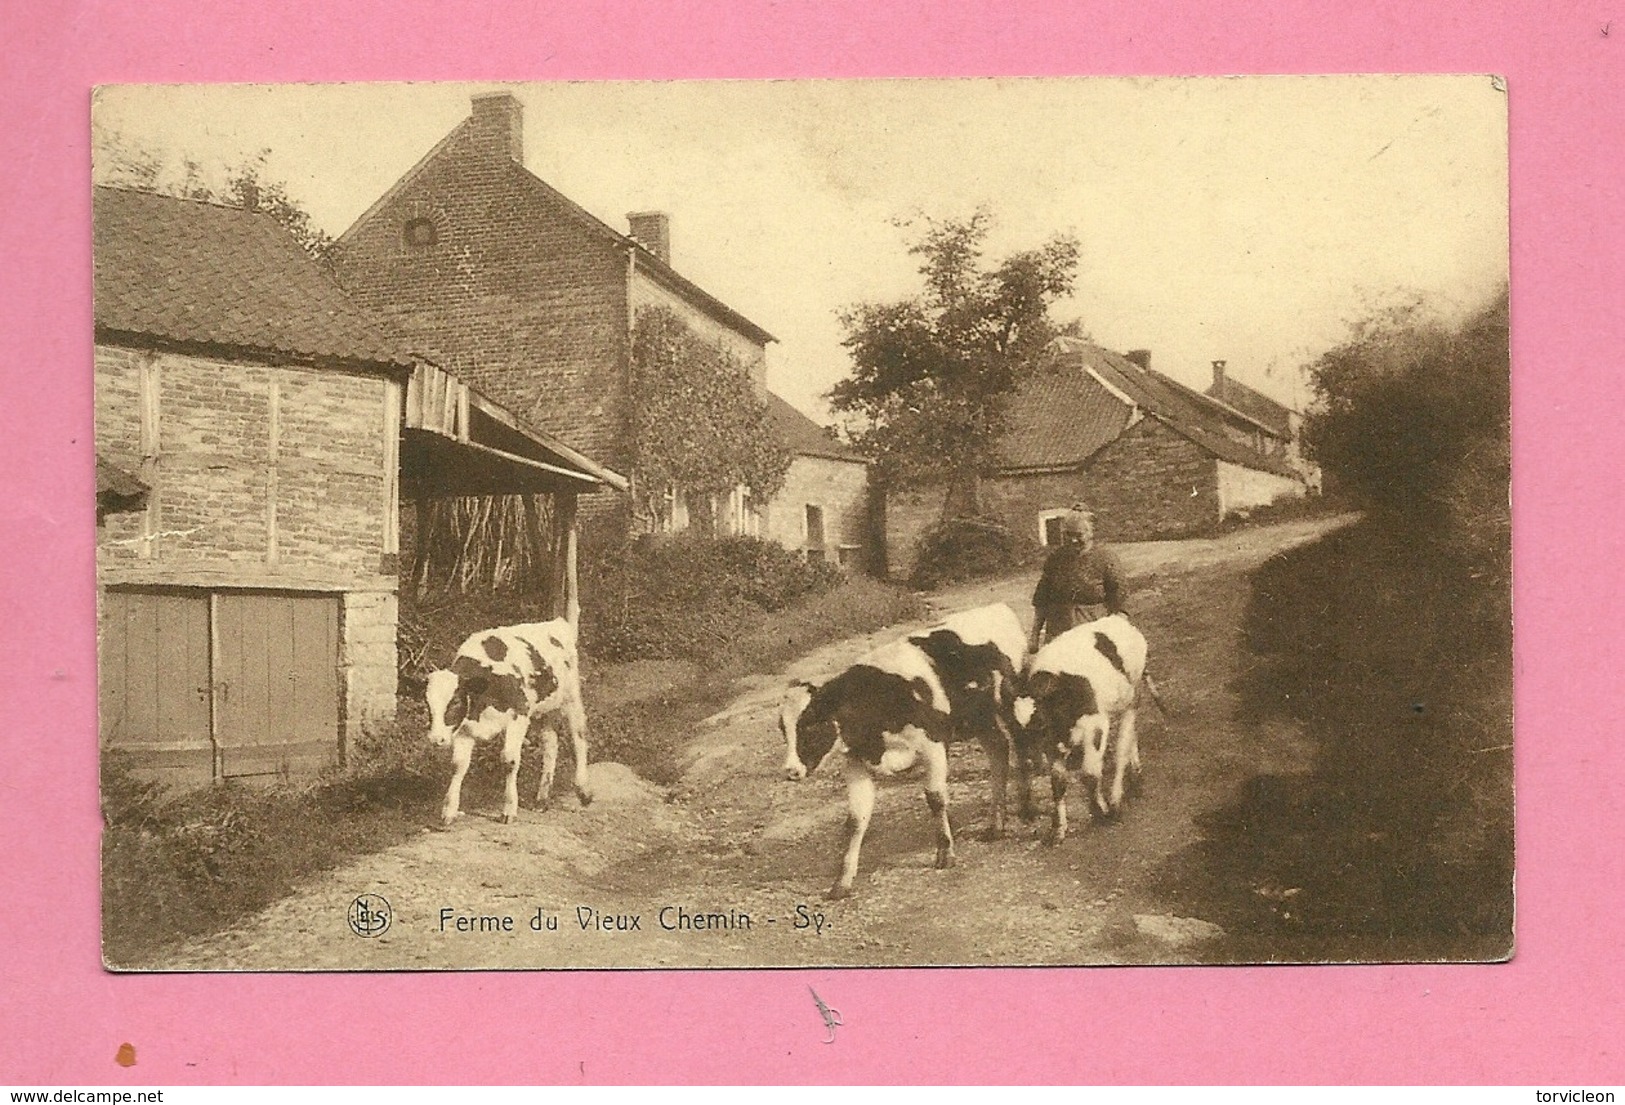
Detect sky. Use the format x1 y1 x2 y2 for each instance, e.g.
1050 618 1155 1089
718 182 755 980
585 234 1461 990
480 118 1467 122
91 77 1509 423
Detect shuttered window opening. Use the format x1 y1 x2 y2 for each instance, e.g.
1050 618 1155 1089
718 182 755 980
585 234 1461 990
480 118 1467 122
100 587 341 788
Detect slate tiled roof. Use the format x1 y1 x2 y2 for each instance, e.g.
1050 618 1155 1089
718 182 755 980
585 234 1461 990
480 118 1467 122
1003 338 1301 480
1206 374 1295 437
995 363 1136 470
94 186 413 370
765 392 866 463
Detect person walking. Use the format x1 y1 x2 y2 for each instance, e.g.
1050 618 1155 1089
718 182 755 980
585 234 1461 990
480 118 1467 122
1029 504 1127 651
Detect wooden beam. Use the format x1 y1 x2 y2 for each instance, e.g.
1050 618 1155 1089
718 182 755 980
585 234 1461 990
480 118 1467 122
382 378 402 557
464 388 628 490
100 563 398 593
138 354 161 560
266 376 280 564
208 592 223 782
459 438 604 484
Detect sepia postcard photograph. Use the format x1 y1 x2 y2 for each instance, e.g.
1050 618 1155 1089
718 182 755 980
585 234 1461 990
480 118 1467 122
92 76 1511 972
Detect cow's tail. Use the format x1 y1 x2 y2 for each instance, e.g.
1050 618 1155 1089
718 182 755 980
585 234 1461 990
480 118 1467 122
1141 671 1173 717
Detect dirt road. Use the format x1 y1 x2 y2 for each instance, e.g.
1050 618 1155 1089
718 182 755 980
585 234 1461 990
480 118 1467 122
148 515 1354 971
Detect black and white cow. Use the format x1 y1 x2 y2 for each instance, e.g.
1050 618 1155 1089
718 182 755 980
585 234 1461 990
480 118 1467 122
779 603 1028 899
1013 613 1148 844
425 618 592 826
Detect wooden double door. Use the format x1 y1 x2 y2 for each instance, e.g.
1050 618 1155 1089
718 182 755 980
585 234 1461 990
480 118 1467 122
100 588 341 787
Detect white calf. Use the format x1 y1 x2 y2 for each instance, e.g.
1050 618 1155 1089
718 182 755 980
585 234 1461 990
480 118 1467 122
425 619 592 825
1013 613 1148 844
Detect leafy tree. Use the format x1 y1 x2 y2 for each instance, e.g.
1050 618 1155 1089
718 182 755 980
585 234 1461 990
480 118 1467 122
216 153 334 259
93 129 332 259
830 208 1081 514
629 306 791 531
1303 287 1510 581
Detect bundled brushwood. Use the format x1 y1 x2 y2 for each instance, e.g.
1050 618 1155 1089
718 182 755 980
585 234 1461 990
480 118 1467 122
407 494 563 600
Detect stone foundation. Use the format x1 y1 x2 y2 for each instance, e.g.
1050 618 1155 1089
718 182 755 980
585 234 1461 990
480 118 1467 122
343 590 399 752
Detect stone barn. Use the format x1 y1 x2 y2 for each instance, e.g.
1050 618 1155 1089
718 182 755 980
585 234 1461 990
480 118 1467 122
94 185 623 788
95 185 415 786
883 339 1310 580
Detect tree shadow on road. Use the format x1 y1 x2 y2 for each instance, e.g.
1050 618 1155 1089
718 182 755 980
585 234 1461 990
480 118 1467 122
1150 518 1513 963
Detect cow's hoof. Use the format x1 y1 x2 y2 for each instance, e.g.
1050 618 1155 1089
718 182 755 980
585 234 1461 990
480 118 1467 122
935 850 957 870
1046 829 1066 847
825 883 853 901
500 812 517 825
576 786 594 808
980 824 1005 843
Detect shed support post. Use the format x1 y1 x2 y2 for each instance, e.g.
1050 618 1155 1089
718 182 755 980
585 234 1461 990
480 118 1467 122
561 492 580 626
413 497 431 598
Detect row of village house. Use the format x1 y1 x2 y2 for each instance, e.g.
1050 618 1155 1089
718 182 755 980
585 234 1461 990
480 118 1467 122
94 90 1315 788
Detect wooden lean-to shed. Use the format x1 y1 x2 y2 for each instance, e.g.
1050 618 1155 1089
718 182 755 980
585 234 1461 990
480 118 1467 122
94 186 625 789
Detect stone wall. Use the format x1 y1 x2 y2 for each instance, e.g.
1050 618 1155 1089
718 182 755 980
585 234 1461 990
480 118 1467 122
342 590 399 748
762 455 872 570
95 345 397 582
95 342 400 748
1216 459 1307 517
880 484 951 582
881 416 1226 579
980 469 1097 547
1066 417 1221 541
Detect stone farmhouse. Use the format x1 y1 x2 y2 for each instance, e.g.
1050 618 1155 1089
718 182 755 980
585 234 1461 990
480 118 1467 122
328 91 872 565
94 185 622 788
883 338 1312 579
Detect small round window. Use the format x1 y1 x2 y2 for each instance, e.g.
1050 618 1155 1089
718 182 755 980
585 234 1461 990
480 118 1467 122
404 217 438 247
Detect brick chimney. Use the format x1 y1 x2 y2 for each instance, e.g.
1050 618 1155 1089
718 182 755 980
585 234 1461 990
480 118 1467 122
1124 349 1152 371
469 91 523 163
627 211 671 264
1211 359 1228 393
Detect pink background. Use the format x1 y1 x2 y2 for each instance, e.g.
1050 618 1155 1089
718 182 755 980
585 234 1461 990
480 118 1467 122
1 0 1618 1085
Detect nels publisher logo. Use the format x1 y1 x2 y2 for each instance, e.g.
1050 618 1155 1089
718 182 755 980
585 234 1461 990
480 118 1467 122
348 894 392 939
